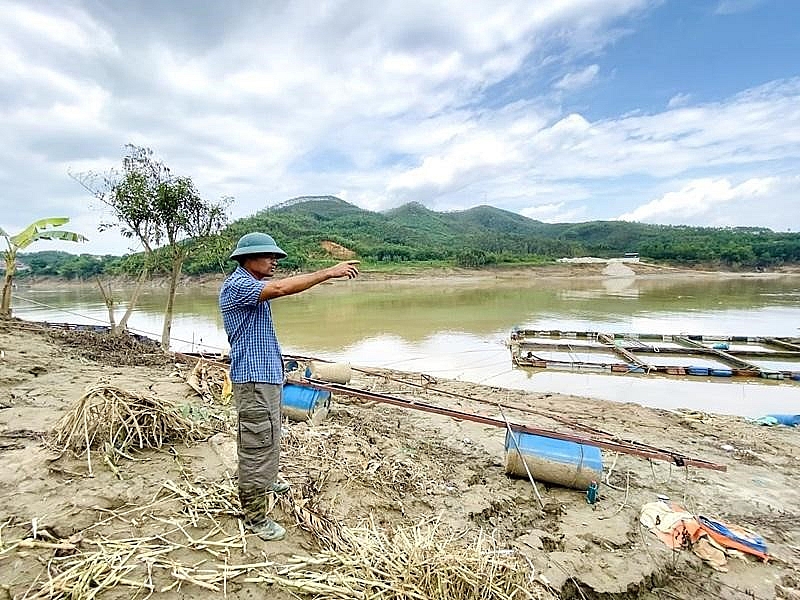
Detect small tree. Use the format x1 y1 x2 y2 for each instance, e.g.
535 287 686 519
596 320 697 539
75 145 229 349
1 218 87 317
155 177 229 348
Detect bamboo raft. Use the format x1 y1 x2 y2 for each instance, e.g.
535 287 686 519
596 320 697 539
508 328 800 383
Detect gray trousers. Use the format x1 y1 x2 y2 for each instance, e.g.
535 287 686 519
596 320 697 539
233 382 282 525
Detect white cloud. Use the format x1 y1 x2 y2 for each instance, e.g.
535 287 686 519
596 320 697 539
714 0 766 15
553 64 600 91
617 177 776 224
503 80 799 182
667 93 691 108
519 202 585 222
520 202 566 218
388 133 516 192
377 76 799 221
0 2 117 55
1 0 800 252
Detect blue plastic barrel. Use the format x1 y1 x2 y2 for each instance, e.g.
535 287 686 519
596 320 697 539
710 368 733 377
713 343 730 351
765 414 800 427
687 366 710 376
790 373 800 381
282 383 331 423
505 431 603 490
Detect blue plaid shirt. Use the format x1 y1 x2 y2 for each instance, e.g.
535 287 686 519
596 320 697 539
219 266 284 384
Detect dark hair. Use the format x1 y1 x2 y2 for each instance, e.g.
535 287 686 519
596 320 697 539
234 253 279 265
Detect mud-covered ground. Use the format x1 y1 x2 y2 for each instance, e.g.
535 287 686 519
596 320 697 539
1 319 799 599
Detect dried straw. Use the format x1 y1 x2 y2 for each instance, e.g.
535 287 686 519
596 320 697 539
15 480 544 600
24 391 547 600
159 475 241 526
19 521 540 600
49 384 217 474
248 518 540 600
274 419 540 598
280 421 432 503
25 541 153 600
182 358 233 405
19 533 256 599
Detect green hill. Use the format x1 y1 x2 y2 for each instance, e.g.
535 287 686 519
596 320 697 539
18 196 800 277
209 196 800 270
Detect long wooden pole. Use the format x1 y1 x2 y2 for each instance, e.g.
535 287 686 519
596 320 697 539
300 377 727 472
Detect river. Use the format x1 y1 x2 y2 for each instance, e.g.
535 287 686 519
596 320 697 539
11 272 800 418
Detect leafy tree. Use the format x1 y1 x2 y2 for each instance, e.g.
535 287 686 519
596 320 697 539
74 144 230 348
1 218 87 316
455 248 491 267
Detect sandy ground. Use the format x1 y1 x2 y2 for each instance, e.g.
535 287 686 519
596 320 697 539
1 318 799 599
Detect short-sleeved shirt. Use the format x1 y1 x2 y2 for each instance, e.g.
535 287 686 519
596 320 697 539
219 266 284 384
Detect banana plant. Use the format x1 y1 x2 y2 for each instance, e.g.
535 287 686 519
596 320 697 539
1 218 88 317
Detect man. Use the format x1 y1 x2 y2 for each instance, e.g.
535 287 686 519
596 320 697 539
219 232 359 541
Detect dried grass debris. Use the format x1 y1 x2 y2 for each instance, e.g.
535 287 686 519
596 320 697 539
160 475 241 526
49 384 218 474
280 421 434 503
252 519 541 600
181 358 232 404
46 327 172 367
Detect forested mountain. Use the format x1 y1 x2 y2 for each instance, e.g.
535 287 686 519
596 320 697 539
16 196 800 278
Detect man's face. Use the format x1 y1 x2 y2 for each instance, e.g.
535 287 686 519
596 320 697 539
244 253 281 278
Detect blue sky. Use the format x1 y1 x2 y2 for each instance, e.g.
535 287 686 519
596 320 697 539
1 0 798 255
577 1 799 118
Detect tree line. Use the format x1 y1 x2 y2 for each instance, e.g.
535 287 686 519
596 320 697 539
15 201 800 282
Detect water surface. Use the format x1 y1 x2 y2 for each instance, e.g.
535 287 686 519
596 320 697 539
13 273 800 417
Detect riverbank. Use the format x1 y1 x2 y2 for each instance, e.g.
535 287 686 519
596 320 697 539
13 260 800 291
1 320 799 599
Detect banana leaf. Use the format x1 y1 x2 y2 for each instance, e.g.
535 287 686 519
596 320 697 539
10 218 88 249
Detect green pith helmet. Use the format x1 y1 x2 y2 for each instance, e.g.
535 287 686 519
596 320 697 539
229 232 287 260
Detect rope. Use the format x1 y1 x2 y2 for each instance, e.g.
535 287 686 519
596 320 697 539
11 293 228 353
498 400 545 509
12 295 114 326
478 367 518 384
649 458 673 485
604 452 622 489
597 471 630 521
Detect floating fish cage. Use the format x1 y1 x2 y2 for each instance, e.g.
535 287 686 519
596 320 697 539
508 329 800 384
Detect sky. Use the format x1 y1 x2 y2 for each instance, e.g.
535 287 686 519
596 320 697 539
1 0 799 255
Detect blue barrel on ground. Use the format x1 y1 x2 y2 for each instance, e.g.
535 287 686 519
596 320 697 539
505 431 603 490
710 368 733 377
687 366 710 376
765 414 800 427
282 383 331 424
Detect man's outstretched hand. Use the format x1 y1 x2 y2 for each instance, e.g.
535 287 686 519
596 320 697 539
329 260 360 279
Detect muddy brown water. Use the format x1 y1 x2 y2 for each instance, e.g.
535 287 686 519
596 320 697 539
12 274 800 417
